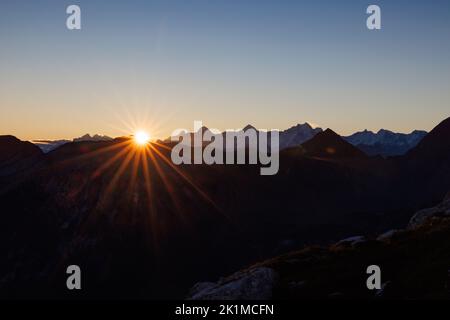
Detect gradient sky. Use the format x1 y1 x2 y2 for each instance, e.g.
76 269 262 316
1 0 450 140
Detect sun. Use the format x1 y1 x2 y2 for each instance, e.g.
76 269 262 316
134 130 150 146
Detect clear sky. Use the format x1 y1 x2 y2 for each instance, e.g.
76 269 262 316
1 0 449 140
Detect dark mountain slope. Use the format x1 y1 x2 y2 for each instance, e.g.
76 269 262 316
298 129 368 159
0 135 43 167
398 117 450 207
279 123 323 150
406 117 450 159
0 135 44 192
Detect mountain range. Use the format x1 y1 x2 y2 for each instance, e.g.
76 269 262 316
0 117 449 299
277 124 427 156
31 125 426 157
343 129 427 157
33 134 113 153
278 123 323 149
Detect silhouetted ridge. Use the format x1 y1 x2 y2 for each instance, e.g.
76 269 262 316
46 138 126 161
344 128 427 157
407 117 450 158
300 129 367 159
0 135 43 163
73 134 113 142
0 136 44 187
243 124 257 132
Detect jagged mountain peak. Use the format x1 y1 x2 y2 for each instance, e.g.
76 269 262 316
300 128 367 159
344 127 428 157
73 134 113 142
243 124 257 132
377 128 394 135
322 128 338 135
279 122 323 149
294 122 313 130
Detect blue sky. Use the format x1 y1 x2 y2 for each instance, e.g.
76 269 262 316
1 0 449 139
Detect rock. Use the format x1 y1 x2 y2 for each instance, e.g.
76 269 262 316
188 267 279 300
188 282 216 297
335 236 366 247
408 195 450 229
376 230 398 241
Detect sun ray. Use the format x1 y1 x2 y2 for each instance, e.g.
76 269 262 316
151 140 173 151
128 146 142 201
140 146 161 255
91 143 134 179
144 145 187 223
98 148 137 208
148 144 223 214
54 139 131 168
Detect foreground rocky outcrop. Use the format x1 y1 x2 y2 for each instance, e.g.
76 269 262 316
188 194 450 300
188 267 278 300
408 192 450 229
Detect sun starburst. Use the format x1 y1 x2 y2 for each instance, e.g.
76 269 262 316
134 130 150 146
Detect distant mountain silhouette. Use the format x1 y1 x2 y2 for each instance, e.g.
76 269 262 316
242 124 257 132
299 129 367 159
73 134 113 143
164 122 321 150
161 122 428 157
32 139 70 153
31 134 114 153
344 129 427 157
279 123 323 150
